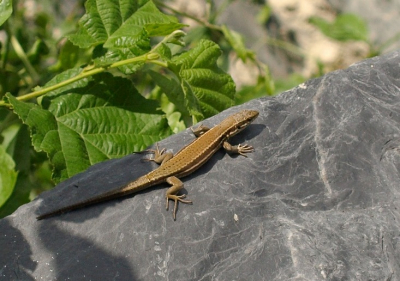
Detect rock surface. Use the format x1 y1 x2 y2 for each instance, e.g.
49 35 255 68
2 50 400 280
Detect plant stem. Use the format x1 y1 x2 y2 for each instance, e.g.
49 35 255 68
13 66 105 102
0 53 164 106
10 35 40 83
155 1 222 31
1 22 11 69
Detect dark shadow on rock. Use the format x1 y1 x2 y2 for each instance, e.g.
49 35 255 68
0 219 36 280
36 221 136 280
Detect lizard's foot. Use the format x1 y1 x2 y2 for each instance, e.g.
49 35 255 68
236 144 254 157
141 143 172 165
142 143 164 160
166 194 192 220
191 124 210 137
222 141 255 157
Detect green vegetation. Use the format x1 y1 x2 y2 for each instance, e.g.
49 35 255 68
0 0 397 218
0 0 271 217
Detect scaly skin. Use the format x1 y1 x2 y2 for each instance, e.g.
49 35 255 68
36 110 259 220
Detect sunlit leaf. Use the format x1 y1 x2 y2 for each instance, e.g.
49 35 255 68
168 39 236 119
7 70 172 183
0 0 12 27
0 146 18 207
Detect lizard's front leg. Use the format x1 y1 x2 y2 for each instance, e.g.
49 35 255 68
143 143 173 165
191 124 210 137
165 176 192 220
223 141 255 157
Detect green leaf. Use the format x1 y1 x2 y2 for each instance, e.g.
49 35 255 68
152 43 172 60
235 64 276 104
148 70 188 116
166 111 185 134
163 30 186 47
256 5 272 25
146 87 186 133
0 173 30 218
49 40 82 72
169 39 236 119
103 1 184 48
37 67 92 96
0 69 20 94
68 0 185 73
0 125 33 218
7 71 172 183
221 25 255 62
309 14 368 42
0 0 12 27
27 39 50 64
0 145 18 207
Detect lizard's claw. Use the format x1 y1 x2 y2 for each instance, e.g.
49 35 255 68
237 144 254 157
166 194 192 220
141 143 166 162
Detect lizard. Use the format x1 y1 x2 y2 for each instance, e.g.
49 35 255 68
36 109 259 220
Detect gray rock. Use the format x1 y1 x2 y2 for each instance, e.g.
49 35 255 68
2 50 400 280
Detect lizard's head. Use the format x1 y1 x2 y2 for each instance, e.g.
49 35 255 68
237 109 259 122
227 109 259 137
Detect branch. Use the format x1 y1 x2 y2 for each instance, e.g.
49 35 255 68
0 53 164 107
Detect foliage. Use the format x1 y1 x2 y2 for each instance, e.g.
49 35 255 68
0 145 18 207
0 0 272 217
308 13 400 56
0 0 12 26
309 14 368 42
0 0 397 218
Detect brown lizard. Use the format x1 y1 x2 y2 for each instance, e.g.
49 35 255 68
36 109 259 220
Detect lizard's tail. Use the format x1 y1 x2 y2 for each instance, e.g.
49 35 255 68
36 176 152 220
